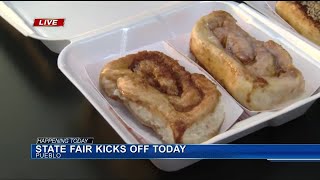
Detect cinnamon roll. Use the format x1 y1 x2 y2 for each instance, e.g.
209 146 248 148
99 51 224 144
276 1 320 46
190 11 305 111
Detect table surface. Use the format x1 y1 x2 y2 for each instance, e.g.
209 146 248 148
1 14 320 179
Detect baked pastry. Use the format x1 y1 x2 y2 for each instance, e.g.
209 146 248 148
275 1 320 46
190 11 305 111
99 51 224 144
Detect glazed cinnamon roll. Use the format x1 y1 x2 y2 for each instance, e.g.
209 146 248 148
190 11 305 111
99 51 224 144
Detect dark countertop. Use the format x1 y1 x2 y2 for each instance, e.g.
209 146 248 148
1 15 320 179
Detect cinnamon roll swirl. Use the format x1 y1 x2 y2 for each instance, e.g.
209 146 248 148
190 11 305 111
99 51 224 144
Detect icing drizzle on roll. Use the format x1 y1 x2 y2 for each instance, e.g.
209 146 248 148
207 11 299 80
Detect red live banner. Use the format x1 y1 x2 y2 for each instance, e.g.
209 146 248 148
33 18 65 27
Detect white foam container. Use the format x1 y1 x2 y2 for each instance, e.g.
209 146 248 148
2 1 320 172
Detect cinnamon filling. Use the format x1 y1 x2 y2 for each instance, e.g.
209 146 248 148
128 51 204 112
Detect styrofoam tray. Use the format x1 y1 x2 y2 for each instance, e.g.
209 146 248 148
0 1 188 53
2 1 320 172
56 1 320 171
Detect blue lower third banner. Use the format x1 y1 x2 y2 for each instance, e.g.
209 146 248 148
30 144 320 160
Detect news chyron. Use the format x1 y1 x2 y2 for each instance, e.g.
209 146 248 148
35 137 94 159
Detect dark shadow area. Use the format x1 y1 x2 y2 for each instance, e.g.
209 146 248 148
0 16 80 101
